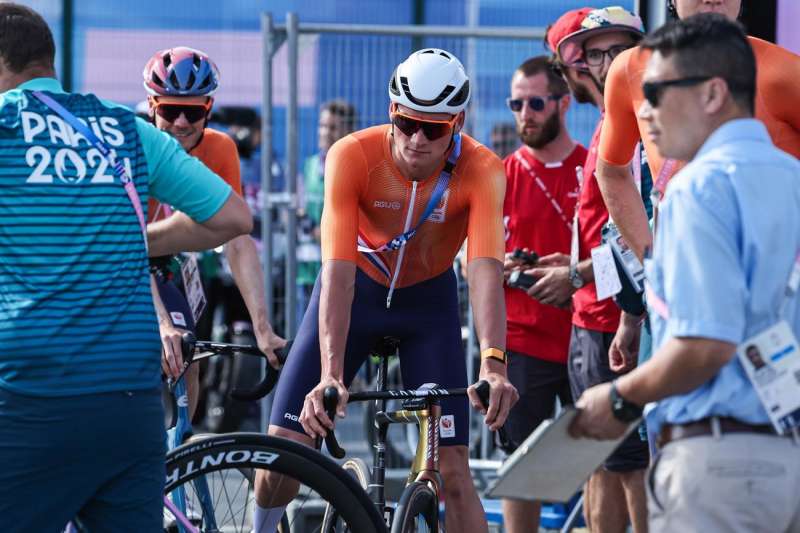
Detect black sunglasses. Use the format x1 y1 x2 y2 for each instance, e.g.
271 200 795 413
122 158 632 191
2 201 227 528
155 103 210 123
391 113 455 141
642 77 711 108
506 95 562 113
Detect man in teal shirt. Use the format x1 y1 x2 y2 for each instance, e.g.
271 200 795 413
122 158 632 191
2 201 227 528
0 4 251 531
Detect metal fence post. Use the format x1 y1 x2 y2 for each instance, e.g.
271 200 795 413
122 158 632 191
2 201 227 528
285 12 299 338
261 11 276 432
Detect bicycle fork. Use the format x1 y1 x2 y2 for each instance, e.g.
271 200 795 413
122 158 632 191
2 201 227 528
167 377 217 533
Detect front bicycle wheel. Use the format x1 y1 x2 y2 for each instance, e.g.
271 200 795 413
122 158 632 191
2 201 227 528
163 433 385 533
320 457 373 532
390 481 439 533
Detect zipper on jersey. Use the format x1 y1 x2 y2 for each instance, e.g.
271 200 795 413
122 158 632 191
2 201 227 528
386 180 418 308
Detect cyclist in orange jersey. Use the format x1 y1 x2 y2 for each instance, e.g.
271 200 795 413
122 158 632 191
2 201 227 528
143 46 285 416
597 0 800 260
253 48 519 533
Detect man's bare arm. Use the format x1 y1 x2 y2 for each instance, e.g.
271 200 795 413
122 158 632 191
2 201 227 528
596 158 651 260
147 193 252 256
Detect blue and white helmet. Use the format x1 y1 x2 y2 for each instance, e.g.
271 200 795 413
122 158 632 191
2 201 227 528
388 48 470 114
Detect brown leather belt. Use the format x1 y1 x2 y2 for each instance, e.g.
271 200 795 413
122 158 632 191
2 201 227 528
658 417 778 448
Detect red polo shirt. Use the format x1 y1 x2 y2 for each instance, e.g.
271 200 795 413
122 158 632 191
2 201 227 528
572 115 622 333
503 144 586 363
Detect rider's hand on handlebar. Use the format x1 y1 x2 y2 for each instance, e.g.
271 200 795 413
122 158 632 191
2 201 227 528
159 320 187 379
300 376 348 439
254 324 287 369
468 364 519 432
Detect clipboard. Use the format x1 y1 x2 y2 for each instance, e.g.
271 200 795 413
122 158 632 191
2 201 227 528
486 407 641 502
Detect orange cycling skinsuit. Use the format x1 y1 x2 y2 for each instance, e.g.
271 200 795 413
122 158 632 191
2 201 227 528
271 123 505 445
600 37 800 184
147 128 242 223
148 128 242 330
148 128 242 222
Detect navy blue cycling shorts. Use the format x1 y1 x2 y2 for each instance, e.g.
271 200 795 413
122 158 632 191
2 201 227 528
154 273 196 332
0 387 165 532
270 268 469 446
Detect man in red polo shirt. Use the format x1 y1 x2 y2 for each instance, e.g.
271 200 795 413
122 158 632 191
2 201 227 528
501 55 585 533
531 7 649 533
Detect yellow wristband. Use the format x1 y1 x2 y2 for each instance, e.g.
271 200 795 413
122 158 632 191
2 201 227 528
481 347 507 364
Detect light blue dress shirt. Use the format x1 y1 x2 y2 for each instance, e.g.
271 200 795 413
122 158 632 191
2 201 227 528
644 118 800 436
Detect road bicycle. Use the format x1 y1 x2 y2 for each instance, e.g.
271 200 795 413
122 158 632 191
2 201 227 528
317 336 491 533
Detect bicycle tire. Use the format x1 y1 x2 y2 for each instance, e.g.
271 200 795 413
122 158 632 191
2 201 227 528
164 432 385 533
390 481 439 533
320 457 372 532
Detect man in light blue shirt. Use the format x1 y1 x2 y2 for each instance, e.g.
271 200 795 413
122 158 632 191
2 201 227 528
570 14 800 532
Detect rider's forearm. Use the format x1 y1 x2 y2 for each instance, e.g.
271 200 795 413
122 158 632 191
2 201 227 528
468 258 506 373
595 158 651 260
319 260 356 381
147 194 252 257
149 274 171 327
224 234 272 334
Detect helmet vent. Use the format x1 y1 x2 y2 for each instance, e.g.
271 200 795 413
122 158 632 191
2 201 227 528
197 75 212 91
169 70 181 90
186 71 196 89
151 73 165 89
388 68 401 96
447 80 469 108
162 53 172 68
400 76 455 106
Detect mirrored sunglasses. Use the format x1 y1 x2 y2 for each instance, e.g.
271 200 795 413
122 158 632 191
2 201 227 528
391 112 456 141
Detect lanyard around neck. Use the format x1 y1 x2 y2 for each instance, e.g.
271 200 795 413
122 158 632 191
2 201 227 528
514 150 573 232
358 133 461 254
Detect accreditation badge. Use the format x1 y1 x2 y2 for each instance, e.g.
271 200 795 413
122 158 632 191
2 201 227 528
736 321 800 434
180 253 207 323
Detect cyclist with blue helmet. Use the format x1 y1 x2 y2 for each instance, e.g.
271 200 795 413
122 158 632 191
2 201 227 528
143 47 285 417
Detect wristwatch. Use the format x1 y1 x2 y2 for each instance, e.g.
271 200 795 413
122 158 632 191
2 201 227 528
480 347 507 365
609 380 643 423
569 264 585 289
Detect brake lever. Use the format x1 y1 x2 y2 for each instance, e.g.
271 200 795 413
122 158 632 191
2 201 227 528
230 340 293 401
316 386 346 459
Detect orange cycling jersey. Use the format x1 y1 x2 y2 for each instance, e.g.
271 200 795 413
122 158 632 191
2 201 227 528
600 37 800 181
321 125 505 288
148 127 242 222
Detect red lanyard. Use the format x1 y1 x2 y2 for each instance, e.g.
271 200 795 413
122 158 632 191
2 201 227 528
514 151 573 232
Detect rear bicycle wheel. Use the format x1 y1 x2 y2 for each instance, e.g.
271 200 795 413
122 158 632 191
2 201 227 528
390 481 439 533
163 433 385 533
320 458 372 532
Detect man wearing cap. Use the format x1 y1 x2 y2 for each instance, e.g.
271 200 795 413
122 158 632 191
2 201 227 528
537 7 650 533
597 0 800 262
596 0 800 451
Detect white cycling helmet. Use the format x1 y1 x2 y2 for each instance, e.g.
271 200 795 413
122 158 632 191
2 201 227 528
388 48 470 114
